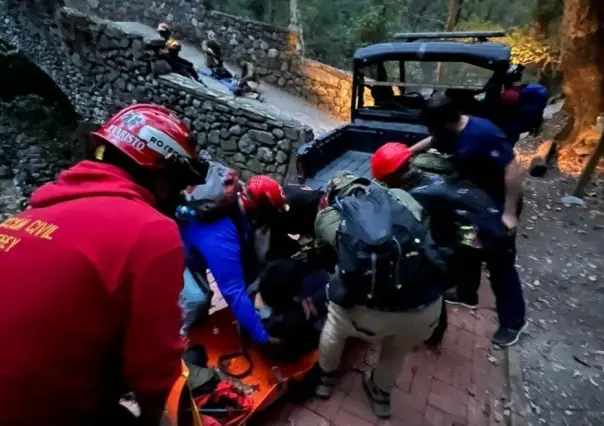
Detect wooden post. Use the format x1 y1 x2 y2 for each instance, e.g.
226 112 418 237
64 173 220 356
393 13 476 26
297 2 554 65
572 117 604 197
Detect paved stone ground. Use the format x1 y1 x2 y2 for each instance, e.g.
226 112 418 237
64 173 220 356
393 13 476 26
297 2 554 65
231 281 510 426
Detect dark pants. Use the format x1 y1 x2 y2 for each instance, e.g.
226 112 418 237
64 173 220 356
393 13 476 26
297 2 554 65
451 247 483 304
484 235 526 329
455 235 526 330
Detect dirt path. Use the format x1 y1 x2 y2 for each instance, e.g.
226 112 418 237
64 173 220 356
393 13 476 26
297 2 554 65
513 116 604 425
114 21 343 137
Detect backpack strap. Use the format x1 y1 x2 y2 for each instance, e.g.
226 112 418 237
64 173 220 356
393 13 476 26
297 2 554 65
314 206 343 249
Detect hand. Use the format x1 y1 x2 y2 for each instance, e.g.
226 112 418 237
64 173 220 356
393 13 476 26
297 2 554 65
501 213 518 235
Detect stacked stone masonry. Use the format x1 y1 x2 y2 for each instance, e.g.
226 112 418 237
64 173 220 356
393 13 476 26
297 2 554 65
0 0 313 182
65 0 371 120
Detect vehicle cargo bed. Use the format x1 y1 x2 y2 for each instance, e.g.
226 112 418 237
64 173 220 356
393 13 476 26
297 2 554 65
303 150 372 190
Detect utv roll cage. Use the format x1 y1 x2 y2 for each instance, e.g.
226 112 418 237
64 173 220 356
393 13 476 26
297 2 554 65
350 31 514 121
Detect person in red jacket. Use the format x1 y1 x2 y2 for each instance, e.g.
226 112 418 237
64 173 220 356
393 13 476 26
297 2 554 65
0 104 209 426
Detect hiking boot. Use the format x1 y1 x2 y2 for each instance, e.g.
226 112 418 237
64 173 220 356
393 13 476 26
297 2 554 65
361 370 391 419
444 292 478 309
315 370 337 399
492 322 528 347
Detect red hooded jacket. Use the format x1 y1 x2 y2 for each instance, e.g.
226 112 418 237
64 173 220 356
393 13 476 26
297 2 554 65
0 161 184 425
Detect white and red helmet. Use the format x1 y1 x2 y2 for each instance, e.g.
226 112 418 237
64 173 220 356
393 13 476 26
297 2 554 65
157 22 171 33
89 104 197 169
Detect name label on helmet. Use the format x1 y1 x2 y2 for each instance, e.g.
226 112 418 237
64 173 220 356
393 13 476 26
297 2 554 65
139 126 191 158
107 125 146 151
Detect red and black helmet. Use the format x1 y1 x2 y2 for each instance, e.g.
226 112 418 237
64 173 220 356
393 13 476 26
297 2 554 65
240 175 289 215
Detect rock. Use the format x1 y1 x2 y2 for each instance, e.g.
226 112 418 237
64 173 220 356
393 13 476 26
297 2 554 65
260 41 269 50
272 128 285 139
275 150 288 164
183 106 196 118
0 165 10 178
248 158 264 173
88 0 99 9
229 125 243 135
237 134 257 154
208 130 220 145
131 39 144 59
277 139 291 152
197 133 207 146
561 195 586 207
277 77 286 86
256 147 274 162
115 78 126 90
267 48 278 59
220 139 237 151
248 129 275 145
240 169 255 181
233 153 246 163
283 127 299 140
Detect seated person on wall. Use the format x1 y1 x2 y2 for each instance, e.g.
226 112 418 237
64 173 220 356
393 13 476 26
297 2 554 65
164 39 202 82
178 175 291 349
201 31 230 79
235 60 261 94
145 22 173 50
249 252 329 362
158 22 172 41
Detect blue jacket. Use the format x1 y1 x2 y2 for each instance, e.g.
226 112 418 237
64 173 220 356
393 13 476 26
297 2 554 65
180 215 270 344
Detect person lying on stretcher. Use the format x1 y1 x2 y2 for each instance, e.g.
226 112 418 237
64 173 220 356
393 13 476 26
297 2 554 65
249 253 329 362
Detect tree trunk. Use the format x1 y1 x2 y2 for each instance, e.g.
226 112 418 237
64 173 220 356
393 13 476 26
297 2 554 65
435 0 463 82
558 0 604 147
444 0 463 32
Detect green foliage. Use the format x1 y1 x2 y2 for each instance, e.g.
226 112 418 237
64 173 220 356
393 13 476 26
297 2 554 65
210 0 561 71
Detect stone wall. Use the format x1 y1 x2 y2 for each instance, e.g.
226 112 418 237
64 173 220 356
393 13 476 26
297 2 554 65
0 0 312 183
64 0 366 121
66 0 300 87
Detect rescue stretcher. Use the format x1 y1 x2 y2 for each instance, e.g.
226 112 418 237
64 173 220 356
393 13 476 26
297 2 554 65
165 308 318 426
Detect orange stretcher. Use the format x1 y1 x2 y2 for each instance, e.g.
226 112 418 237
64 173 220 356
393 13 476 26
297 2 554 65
165 308 318 426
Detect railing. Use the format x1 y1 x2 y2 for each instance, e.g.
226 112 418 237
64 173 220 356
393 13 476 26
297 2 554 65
393 31 507 43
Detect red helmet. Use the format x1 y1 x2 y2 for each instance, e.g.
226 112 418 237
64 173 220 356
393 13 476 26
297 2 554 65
89 104 196 169
371 142 413 181
501 88 521 105
241 175 289 214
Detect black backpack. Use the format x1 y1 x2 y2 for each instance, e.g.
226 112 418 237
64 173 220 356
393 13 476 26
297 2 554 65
333 182 429 311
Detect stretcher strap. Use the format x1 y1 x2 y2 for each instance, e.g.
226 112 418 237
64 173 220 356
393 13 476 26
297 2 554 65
217 324 253 379
217 350 253 379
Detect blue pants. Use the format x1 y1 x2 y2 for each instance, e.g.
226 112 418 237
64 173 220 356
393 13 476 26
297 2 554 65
180 267 211 333
485 235 526 330
458 236 526 330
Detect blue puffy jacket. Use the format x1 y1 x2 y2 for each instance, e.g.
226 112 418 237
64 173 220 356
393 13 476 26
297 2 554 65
179 215 270 344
